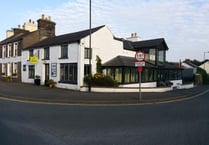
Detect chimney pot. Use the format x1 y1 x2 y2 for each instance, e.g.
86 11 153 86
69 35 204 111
42 14 45 19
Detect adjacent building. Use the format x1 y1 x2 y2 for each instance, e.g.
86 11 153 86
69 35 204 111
0 14 55 82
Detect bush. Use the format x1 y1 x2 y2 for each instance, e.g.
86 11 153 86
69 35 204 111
84 73 118 87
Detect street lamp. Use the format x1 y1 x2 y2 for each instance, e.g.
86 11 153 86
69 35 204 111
203 51 209 70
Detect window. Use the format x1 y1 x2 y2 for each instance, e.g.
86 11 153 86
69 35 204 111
84 64 91 76
158 50 165 63
2 45 7 58
84 47 92 59
12 63 18 76
44 47 50 60
1 63 6 75
13 42 18 57
60 63 77 84
8 44 12 57
60 44 68 58
29 49 33 57
28 65 35 79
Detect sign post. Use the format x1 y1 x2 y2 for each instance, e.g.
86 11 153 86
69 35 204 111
135 51 145 102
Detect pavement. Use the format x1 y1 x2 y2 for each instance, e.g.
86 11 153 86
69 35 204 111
0 81 209 105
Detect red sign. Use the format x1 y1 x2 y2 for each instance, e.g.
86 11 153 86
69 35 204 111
135 51 145 62
138 66 142 72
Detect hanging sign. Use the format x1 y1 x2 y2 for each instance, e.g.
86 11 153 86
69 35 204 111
29 56 38 65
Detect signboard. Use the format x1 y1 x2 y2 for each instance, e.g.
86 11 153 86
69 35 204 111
135 51 145 62
51 63 57 77
138 66 142 72
135 61 145 67
29 56 38 65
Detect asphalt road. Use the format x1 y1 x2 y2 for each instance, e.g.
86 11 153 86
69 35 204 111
0 91 209 145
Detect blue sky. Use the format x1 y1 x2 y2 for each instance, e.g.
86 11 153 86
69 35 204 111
1 0 209 61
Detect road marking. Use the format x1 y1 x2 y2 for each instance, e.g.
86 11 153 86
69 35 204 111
0 88 209 106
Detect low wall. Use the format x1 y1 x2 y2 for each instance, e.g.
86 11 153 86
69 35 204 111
80 83 194 93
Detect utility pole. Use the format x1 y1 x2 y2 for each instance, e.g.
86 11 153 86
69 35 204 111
88 0 92 92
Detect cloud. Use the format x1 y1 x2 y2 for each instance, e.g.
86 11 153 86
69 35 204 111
23 0 209 61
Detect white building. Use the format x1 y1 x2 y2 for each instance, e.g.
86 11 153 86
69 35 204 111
21 25 135 90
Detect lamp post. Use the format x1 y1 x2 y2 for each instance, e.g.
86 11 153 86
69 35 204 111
203 51 209 70
88 0 92 92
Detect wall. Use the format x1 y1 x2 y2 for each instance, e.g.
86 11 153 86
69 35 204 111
21 43 80 89
79 26 135 88
199 62 209 74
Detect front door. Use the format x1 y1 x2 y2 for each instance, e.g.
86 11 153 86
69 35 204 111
45 64 49 85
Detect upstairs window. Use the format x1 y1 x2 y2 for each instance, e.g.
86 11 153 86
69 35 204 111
60 44 68 59
2 45 6 58
7 44 12 57
44 47 50 60
29 49 33 57
13 42 18 57
84 47 92 59
158 50 165 63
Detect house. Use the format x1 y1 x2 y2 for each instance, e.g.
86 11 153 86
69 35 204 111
0 14 55 82
21 25 135 90
199 60 209 74
103 38 183 88
181 59 198 83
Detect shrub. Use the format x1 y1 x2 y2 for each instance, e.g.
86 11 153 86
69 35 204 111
84 73 118 87
197 67 209 85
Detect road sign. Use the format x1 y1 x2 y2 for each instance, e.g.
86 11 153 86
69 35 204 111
135 51 145 62
138 66 142 72
135 61 145 67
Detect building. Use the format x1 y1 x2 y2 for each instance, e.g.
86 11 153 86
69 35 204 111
199 60 209 74
21 25 135 90
103 38 182 88
0 15 56 82
1 16 183 91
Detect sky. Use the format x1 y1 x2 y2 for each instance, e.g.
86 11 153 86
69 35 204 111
1 0 209 62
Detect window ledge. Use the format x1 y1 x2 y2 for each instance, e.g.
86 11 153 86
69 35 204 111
59 57 69 59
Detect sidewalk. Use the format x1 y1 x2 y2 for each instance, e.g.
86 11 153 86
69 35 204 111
0 81 209 104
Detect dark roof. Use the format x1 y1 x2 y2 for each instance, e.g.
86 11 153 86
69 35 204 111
102 55 156 67
0 32 30 45
158 62 183 70
25 25 105 49
183 59 198 68
124 38 169 51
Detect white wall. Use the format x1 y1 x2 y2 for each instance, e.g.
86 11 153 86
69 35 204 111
78 26 135 88
199 61 209 74
21 43 80 88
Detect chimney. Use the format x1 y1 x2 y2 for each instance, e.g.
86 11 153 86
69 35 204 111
37 14 56 40
126 33 141 42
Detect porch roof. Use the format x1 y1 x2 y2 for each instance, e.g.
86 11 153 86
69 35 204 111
124 38 169 51
102 55 156 68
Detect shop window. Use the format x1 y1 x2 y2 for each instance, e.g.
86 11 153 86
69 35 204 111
60 63 77 84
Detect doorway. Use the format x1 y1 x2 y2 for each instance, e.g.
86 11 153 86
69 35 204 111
45 64 49 85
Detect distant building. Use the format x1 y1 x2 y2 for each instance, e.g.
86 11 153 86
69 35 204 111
199 60 209 74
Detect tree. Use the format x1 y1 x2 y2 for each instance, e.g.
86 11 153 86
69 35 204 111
96 55 102 73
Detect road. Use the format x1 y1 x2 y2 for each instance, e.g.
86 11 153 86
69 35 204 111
0 92 209 145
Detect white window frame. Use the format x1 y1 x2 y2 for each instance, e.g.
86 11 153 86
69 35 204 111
13 42 18 57
7 44 12 57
